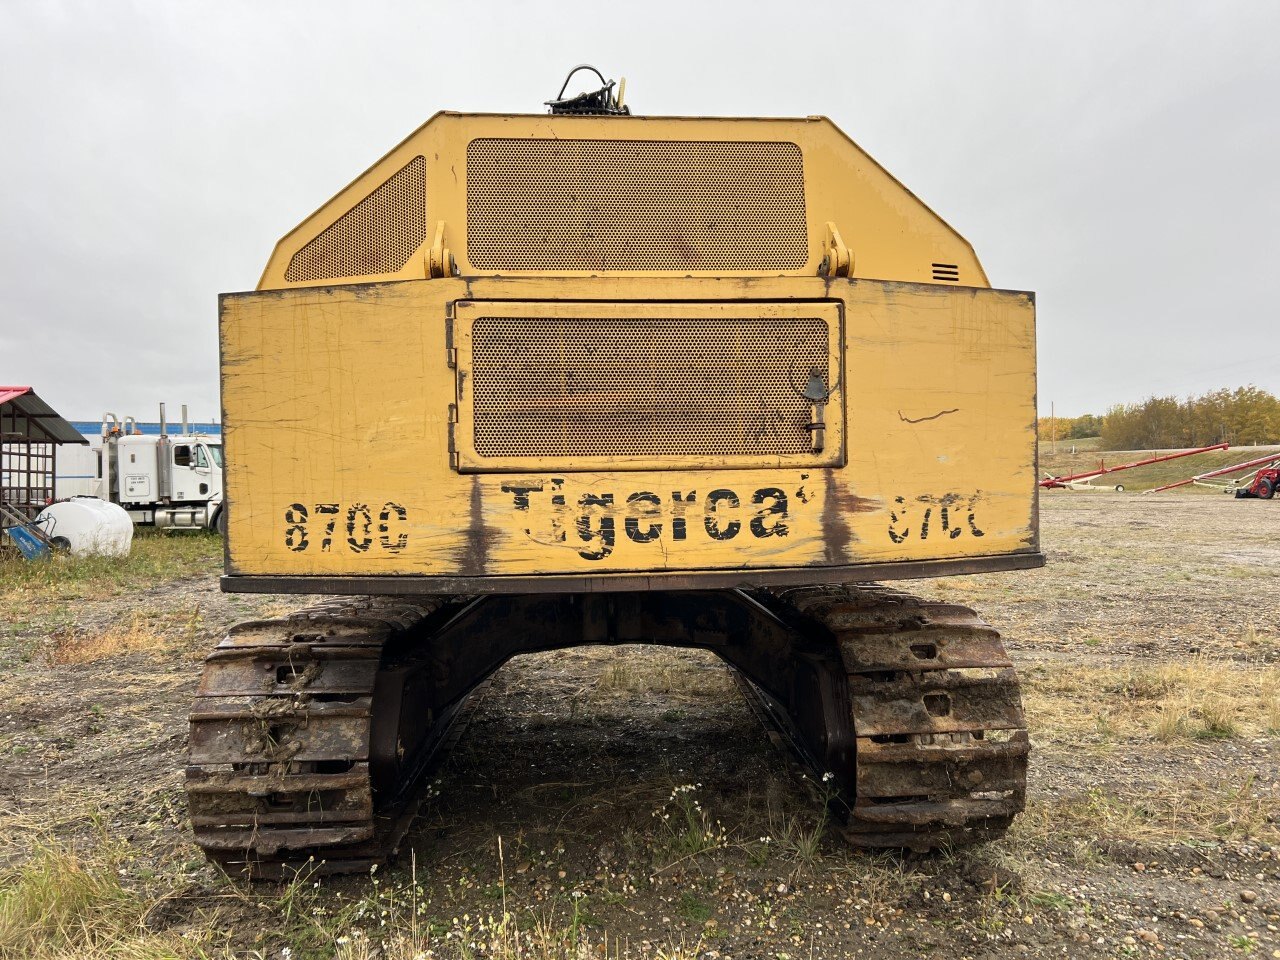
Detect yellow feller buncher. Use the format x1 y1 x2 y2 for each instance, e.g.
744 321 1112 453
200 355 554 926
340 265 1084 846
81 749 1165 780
188 68 1042 876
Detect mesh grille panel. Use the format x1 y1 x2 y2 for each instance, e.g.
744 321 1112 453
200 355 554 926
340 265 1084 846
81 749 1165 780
285 156 426 282
470 317 828 458
466 139 808 271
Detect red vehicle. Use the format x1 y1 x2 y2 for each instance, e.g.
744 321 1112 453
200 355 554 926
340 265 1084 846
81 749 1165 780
1235 460 1279 499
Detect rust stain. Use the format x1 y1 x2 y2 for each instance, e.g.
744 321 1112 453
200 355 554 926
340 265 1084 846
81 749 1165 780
821 467 878 564
458 477 495 576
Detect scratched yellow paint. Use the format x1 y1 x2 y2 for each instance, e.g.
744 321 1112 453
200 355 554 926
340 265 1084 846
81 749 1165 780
257 114 988 291
225 111 1036 583
220 276 1036 579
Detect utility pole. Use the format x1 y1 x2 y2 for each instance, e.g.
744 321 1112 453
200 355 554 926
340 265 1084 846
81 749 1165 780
1051 401 1057 455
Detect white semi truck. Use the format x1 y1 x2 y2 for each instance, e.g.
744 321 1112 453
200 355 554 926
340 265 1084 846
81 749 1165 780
56 404 225 532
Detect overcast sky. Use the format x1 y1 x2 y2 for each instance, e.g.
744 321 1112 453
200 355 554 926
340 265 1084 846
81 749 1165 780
2 1 1277 421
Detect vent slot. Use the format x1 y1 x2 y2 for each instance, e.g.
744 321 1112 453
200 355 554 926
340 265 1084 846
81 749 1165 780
285 156 427 282
931 262 960 283
469 316 829 458
465 139 808 271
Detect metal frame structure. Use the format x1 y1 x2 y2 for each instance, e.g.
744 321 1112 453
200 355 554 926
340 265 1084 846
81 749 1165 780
0 387 87 519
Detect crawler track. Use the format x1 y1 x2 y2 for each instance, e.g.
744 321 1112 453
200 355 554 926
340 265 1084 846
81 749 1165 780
760 584 1029 850
187 586 1027 876
187 597 481 878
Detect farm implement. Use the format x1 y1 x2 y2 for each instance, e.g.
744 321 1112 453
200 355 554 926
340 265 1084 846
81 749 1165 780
1039 443 1228 491
1148 452 1280 497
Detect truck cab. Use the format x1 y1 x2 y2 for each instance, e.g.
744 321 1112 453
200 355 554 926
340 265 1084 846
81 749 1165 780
167 438 224 504
108 432 224 529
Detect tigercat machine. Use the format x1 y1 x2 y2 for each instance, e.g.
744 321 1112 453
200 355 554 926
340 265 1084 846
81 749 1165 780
189 69 1042 876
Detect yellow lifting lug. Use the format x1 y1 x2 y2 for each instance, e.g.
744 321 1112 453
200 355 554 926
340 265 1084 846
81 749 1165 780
427 221 456 278
819 221 852 278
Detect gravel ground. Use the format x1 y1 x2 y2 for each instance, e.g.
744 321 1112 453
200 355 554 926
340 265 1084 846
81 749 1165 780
0 493 1277 959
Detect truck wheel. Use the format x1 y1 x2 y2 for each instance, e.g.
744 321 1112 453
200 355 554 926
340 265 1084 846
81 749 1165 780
215 509 227 535
1259 479 1276 500
1114 483 1125 492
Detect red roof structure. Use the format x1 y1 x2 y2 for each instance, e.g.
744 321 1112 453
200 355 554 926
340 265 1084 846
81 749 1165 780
0 387 88 445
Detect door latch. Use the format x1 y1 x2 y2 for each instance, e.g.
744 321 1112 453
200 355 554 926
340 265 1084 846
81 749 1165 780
792 368 839 453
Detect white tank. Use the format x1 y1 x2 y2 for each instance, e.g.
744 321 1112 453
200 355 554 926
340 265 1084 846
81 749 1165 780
34 497 134 557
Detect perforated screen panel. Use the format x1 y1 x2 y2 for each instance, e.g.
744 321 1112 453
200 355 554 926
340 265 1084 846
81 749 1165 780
285 156 427 282
469 316 829 458
465 139 808 271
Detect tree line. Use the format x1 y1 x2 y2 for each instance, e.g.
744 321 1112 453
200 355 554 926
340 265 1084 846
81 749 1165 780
1040 387 1280 450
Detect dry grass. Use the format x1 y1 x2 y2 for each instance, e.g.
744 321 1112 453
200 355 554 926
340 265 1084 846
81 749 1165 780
1025 656 1279 743
1014 774 1276 848
0 530 219 622
830 854 921 918
323 854 666 960
333 914 615 960
0 837 202 960
595 648 734 699
43 612 175 666
1014 655 1280 850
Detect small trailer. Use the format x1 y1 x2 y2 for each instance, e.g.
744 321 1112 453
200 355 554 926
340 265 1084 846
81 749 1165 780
1039 443 1228 491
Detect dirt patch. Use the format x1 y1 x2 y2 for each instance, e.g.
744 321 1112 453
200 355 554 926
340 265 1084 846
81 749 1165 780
0 496 1278 958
